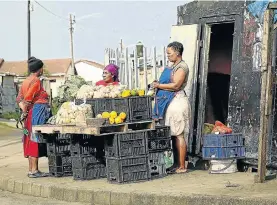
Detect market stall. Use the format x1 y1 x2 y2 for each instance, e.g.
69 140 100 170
33 83 172 183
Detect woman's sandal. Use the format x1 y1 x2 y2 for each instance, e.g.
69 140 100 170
28 170 49 178
175 168 188 174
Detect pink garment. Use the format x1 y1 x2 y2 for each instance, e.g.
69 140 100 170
105 64 120 82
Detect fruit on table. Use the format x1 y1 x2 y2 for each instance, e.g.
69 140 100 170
110 111 118 119
131 89 138 96
122 90 131 98
138 89 145 96
102 112 110 119
119 112 127 120
115 116 123 124
109 117 115 125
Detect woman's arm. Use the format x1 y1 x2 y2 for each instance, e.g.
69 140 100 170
19 79 41 113
153 68 186 91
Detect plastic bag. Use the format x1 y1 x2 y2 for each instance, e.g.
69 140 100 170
211 121 232 134
55 102 92 125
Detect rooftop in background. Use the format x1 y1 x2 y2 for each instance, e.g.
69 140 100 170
0 58 104 77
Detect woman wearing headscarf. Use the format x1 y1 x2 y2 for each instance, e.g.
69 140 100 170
152 41 191 174
16 57 51 178
96 64 120 86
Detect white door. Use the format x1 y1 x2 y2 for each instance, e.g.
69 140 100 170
170 24 201 153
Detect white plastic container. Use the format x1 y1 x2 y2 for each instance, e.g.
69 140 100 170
210 159 237 174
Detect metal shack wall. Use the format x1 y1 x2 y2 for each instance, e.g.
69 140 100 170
177 1 264 159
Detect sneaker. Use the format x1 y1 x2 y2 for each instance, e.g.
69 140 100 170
28 170 49 178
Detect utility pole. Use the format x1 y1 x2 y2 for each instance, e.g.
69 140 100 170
69 13 75 76
27 0 31 74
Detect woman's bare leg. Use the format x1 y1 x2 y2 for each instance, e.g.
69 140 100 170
31 157 38 172
175 134 187 173
28 157 32 173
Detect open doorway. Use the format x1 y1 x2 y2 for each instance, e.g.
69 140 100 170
204 23 234 125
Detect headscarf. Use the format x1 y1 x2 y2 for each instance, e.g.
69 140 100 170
105 64 120 82
28 57 44 73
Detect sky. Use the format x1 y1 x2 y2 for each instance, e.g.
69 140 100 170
0 1 186 63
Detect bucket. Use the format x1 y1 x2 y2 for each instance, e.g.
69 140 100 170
209 159 237 174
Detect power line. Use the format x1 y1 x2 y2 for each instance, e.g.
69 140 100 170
33 0 68 21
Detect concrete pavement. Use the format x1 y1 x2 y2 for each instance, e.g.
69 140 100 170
0 190 89 205
1 125 277 205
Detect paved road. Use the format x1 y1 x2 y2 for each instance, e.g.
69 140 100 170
0 190 89 205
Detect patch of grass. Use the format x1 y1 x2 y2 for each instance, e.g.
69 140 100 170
0 112 20 120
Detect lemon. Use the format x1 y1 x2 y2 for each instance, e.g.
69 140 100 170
110 111 117 119
131 89 137 96
102 112 110 119
122 90 131 98
109 117 115 125
119 112 127 121
138 90 145 96
115 116 123 124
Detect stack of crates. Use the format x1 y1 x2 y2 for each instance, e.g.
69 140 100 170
202 133 245 160
47 134 72 177
105 126 172 183
147 126 171 179
105 131 150 184
75 96 152 122
70 134 106 180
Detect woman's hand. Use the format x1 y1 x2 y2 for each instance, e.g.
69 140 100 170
152 81 160 89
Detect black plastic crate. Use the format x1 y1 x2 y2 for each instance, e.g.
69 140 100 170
149 152 167 179
48 155 71 167
71 155 105 169
112 98 129 121
148 139 171 153
73 163 106 180
147 126 171 139
105 131 147 158
70 134 105 157
48 155 72 177
47 134 71 156
94 98 113 116
75 99 84 105
128 97 152 122
147 127 171 152
106 156 150 184
49 165 72 177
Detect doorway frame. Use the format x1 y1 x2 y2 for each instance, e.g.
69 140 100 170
193 14 242 155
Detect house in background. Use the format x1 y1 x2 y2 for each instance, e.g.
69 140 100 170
0 58 104 98
75 59 104 84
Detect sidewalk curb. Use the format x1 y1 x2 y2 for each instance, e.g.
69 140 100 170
0 177 276 205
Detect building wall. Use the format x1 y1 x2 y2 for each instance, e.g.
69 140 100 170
178 1 271 159
75 62 103 84
1 76 17 113
49 76 65 98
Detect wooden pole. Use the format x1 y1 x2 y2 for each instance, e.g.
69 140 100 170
69 14 75 76
255 8 274 183
27 0 31 74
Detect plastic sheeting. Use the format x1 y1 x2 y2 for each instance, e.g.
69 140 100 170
247 0 277 23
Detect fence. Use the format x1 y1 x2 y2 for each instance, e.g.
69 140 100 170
104 46 168 92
